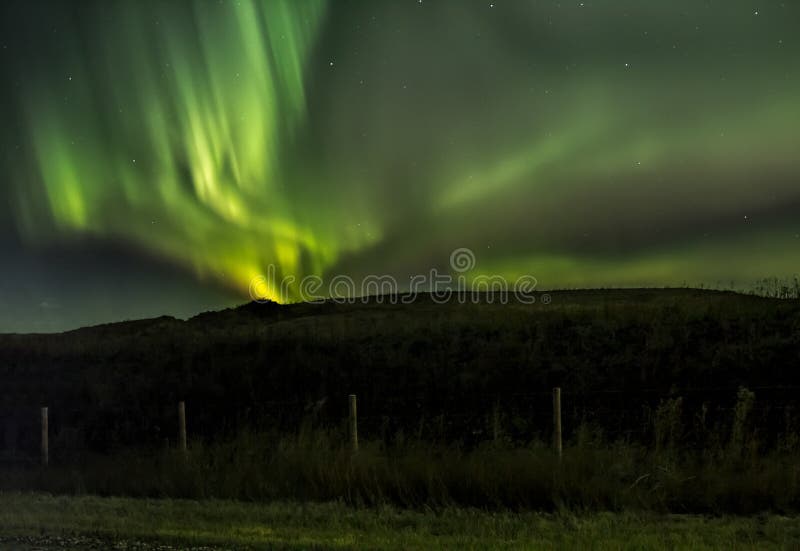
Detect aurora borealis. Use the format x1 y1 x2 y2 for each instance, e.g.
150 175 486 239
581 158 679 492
1 0 799 331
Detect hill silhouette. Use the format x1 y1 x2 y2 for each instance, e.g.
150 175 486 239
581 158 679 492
1 288 798 453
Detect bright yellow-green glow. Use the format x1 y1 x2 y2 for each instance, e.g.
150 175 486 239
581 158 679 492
16 0 377 302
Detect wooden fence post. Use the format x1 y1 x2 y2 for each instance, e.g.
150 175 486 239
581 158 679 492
492 402 500 443
178 401 187 454
41 406 48 467
553 388 562 459
349 394 358 453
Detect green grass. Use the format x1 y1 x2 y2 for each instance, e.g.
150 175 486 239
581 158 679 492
1 493 799 550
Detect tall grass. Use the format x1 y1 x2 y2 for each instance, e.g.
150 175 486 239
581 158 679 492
3 389 799 515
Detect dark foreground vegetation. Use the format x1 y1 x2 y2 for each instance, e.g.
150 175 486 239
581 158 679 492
1 289 800 513
2 412 799 514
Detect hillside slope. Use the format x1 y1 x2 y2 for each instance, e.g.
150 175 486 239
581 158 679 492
1 289 798 451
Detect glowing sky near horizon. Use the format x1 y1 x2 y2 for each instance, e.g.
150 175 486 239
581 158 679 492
1 0 800 330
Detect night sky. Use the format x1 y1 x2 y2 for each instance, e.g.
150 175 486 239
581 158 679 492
1 1 799 332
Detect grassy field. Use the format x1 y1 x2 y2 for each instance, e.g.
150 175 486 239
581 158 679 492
4 418 800 514
1 493 799 550
2 289 800 545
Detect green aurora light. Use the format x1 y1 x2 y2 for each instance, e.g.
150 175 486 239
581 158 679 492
2 0 800 315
